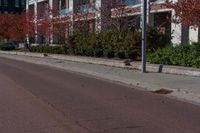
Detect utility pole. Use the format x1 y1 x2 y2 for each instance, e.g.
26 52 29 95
141 0 147 73
26 0 30 45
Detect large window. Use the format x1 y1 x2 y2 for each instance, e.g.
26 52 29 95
0 0 26 14
21 0 26 7
15 0 19 7
4 0 8 6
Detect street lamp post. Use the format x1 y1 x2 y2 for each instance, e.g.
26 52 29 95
141 0 147 73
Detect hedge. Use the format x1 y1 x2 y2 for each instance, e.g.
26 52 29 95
0 43 15 51
147 42 200 68
30 27 170 60
64 28 170 59
30 45 65 54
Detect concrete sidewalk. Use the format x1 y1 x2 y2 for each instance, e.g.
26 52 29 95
1 51 200 76
0 52 200 105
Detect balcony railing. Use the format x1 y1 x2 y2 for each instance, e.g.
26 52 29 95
124 0 165 6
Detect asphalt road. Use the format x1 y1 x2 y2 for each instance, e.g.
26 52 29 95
0 57 200 133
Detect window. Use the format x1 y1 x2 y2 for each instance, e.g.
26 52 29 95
15 0 19 7
61 0 66 9
4 0 8 6
21 0 25 7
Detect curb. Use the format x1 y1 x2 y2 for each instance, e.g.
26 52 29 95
1 51 200 77
0 51 128 68
131 62 200 77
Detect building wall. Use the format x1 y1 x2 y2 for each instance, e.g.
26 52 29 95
189 27 199 43
27 0 199 45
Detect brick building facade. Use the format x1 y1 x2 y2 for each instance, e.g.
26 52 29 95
26 0 200 45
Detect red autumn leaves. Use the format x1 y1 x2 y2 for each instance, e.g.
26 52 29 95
0 14 24 41
0 0 199 41
166 0 200 27
0 12 35 41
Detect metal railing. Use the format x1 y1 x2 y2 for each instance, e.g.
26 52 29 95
124 0 165 6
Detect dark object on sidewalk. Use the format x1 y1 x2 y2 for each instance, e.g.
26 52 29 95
158 64 163 73
124 59 132 66
153 88 173 94
43 53 48 57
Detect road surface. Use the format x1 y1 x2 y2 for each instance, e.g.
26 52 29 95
0 57 200 133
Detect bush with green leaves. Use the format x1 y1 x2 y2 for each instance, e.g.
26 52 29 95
147 26 171 50
65 31 130 58
147 43 200 68
0 43 15 51
30 45 65 54
64 27 170 59
30 26 171 60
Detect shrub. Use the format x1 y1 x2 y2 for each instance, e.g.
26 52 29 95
30 45 64 54
0 43 15 51
29 26 171 60
104 49 115 58
94 49 104 57
116 50 127 59
147 47 172 65
127 50 138 60
147 43 200 68
85 46 95 56
147 26 171 50
52 46 64 54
